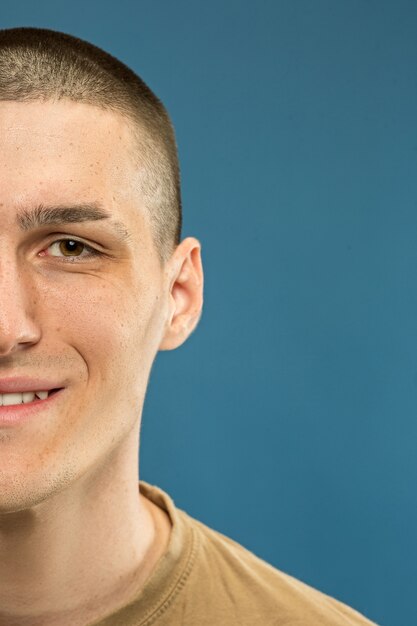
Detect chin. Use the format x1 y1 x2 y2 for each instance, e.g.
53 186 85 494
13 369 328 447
0 462 79 514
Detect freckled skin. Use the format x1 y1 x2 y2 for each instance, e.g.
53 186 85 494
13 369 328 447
0 101 166 506
0 100 203 625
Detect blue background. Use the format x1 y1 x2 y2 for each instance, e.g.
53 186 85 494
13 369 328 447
1 2 415 624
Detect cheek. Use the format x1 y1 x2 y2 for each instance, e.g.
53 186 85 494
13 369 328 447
24 275 162 464
39 274 162 390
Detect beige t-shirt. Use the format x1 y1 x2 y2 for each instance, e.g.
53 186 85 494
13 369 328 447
92 482 379 625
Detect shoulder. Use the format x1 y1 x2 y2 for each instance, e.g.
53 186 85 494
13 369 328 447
180 509 378 626
138 482 379 626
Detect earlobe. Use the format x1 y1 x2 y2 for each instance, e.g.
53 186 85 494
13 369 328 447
159 237 203 351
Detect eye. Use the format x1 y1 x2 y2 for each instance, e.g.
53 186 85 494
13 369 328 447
44 238 101 260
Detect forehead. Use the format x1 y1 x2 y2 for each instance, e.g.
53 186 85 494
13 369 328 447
0 100 141 215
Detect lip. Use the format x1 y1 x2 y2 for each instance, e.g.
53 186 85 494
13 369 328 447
0 387 65 426
0 377 63 394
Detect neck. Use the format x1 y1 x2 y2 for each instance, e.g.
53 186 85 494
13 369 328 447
0 428 171 626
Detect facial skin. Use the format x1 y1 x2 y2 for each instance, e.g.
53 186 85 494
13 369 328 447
0 100 203 624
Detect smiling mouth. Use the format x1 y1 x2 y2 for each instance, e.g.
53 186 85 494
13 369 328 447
0 388 63 407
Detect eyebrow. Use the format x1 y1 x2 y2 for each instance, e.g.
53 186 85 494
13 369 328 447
16 203 132 242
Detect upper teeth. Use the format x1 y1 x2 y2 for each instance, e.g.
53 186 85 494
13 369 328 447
0 391 49 406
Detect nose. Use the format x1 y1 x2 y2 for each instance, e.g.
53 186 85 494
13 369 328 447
0 262 42 356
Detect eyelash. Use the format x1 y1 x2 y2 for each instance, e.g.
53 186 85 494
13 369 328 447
44 237 102 262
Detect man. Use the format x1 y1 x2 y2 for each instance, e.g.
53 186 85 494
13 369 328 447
0 27 377 626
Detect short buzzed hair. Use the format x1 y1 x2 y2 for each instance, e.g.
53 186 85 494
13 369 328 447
0 27 181 262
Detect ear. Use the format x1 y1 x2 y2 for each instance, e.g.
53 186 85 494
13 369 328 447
159 237 204 351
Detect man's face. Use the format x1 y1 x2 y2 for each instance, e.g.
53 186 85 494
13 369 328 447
0 100 169 511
